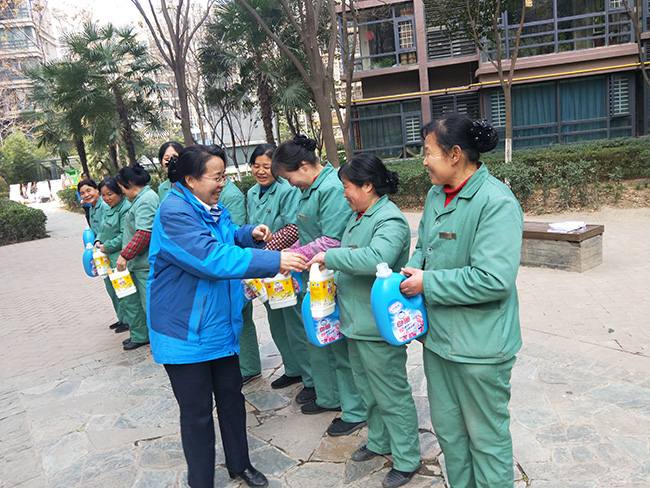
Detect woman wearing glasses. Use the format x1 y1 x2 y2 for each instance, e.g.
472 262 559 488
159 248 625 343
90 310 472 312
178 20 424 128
147 145 306 488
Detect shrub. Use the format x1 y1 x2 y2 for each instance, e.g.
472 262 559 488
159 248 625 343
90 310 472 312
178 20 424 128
487 158 536 210
58 187 82 212
0 198 47 246
232 175 257 196
386 158 430 208
148 174 161 194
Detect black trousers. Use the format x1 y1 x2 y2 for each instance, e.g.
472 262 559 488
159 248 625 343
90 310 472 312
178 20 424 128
165 355 250 488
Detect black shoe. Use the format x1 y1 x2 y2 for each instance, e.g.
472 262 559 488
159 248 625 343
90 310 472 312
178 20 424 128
382 468 417 488
122 338 131 345
114 323 129 333
327 418 367 436
300 400 341 415
242 373 261 385
228 466 268 487
271 374 302 389
351 445 384 461
109 321 123 329
295 386 316 404
123 340 149 351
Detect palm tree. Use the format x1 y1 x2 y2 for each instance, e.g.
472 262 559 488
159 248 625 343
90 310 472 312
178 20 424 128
64 23 163 166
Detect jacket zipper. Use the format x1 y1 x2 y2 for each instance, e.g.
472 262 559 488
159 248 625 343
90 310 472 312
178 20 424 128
196 296 207 336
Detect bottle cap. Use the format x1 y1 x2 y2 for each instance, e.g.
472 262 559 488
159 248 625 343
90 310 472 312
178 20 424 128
375 262 392 279
85 243 93 249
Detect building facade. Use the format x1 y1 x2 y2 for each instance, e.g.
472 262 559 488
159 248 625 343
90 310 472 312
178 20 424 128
341 0 650 158
0 0 58 137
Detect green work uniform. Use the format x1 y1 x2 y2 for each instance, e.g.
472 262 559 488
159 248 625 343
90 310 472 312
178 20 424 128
88 198 108 236
406 163 523 488
219 179 260 377
122 185 159 344
247 179 313 385
95 196 131 324
324 194 420 471
157 179 171 201
297 163 364 422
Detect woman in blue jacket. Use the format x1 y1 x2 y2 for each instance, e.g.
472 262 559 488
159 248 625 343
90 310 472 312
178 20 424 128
147 145 306 488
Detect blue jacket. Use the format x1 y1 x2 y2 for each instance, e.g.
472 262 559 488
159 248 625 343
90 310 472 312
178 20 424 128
147 182 281 365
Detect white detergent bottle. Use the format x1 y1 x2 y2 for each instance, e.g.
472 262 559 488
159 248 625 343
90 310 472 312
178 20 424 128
263 273 297 309
370 262 428 346
309 263 335 319
109 268 137 298
92 248 111 276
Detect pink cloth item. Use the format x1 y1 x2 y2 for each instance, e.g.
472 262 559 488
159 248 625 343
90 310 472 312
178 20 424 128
290 235 341 261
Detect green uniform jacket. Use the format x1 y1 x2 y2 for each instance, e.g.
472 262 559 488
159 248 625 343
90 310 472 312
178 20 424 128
158 179 171 201
219 179 246 226
122 185 159 272
89 198 108 236
297 163 352 244
406 164 523 364
325 195 410 341
247 179 300 231
95 196 132 266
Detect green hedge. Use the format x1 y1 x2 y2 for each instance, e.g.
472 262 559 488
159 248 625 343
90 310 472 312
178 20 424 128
0 199 47 246
58 187 82 212
232 175 257 197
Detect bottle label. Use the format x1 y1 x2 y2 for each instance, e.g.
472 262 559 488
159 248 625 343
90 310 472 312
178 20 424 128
310 279 335 308
94 255 110 270
388 300 425 343
90 259 98 276
265 277 295 303
242 280 257 300
112 273 134 292
314 316 341 345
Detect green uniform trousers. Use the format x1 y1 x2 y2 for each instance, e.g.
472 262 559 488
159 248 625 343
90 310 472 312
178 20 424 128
238 301 261 377
348 339 420 472
103 276 124 323
265 296 313 387
121 268 149 344
310 336 365 423
423 349 516 488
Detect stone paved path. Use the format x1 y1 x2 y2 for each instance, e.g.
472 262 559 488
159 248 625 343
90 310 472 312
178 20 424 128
0 202 648 487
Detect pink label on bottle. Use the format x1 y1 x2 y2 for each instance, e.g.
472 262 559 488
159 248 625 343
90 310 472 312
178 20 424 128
388 300 425 343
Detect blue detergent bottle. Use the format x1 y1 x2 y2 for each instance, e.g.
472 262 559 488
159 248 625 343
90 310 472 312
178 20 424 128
370 262 427 346
82 243 98 277
301 290 342 347
83 225 95 247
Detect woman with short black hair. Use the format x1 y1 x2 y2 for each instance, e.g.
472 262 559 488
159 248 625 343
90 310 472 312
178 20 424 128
157 141 183 201
148 144 306 488
116 164 159 350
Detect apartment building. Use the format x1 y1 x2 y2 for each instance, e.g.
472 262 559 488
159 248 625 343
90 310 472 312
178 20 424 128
341 0 650 158
0 0 58 136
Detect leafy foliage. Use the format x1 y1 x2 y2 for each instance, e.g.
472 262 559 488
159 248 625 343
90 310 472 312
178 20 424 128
0 198 48 246
0 132 48 184
57 187 82 212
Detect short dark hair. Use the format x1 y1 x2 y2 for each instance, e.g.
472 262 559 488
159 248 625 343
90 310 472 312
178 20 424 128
271 134 317 178
168 145 227 185
339 154 399 196
116 164 151 189
249 143 276 165
421 114 498 163
98 176 123 195
158 141 183 164
77 178 98 192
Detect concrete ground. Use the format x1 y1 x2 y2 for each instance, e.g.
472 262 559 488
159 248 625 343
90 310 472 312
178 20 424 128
0 201 648 487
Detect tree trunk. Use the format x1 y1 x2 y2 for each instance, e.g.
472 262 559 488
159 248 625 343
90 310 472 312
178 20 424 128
312 86 339 168
257 76 276 144
112 83 137 166
108 144 119 173
73 134 89 175
503 82 513 163
174 63 195 147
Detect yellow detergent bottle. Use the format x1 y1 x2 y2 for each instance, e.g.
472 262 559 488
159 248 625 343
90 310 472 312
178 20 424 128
309 263 335 319
109 268 137 299
264 273 297 309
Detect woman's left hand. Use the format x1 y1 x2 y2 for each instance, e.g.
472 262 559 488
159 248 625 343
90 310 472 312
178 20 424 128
252 225 272 242
400 267 424 297
306 252 326 269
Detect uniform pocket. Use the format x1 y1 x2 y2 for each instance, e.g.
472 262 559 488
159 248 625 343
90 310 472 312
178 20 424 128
450 305 505 359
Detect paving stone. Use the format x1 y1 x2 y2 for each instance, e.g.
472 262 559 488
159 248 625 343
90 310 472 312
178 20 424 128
41 432 88 477
535 424 601 445
249 445 299 477
419 431 441 461
245 390 292 412
80 447 137 482
511 406 560 430
133 469 177 488
587 382 650 409
283 462 344 488
114 396 178 428
552 447 572 463
608 436 650 464
311 434 364 462
572 445 594 461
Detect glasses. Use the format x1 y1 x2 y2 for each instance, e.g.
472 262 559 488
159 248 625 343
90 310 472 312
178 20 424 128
202 173 227 184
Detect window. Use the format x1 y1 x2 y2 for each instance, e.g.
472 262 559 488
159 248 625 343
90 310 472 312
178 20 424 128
610 75 629 115
351 100 422 158
431 93 480 120
490 92 506 128
345 2 417 72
